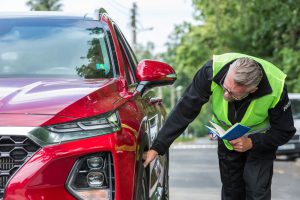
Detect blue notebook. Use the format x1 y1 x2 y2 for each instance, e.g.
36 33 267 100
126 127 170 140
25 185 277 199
205 121 251 141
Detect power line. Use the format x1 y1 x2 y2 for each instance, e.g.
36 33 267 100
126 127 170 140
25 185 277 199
105 0 129 16
110 0 130 10
129 2 153 50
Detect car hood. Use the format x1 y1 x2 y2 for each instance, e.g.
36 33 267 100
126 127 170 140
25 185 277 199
0 78 125 126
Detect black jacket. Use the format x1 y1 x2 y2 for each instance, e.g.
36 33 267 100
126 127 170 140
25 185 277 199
151 60 296 155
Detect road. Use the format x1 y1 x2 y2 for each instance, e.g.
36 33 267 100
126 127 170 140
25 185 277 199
169 138 300 200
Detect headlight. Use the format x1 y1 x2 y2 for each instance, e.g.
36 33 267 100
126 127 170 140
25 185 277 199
29 112 120 145
66 152 115 200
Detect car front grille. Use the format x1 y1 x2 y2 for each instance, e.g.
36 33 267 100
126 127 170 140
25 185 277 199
108 153 116 200
0 136 40 198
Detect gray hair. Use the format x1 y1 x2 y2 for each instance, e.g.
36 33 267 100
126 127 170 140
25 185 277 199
229 57 263 87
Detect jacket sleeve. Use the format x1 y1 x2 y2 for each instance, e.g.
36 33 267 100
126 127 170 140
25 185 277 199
150 61 213 155
249 85 296 152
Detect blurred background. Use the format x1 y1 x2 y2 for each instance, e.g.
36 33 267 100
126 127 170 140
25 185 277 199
1 1 300 199
2 0 299 138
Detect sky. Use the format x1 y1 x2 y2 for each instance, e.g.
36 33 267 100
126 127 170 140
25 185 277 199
0 0 195 54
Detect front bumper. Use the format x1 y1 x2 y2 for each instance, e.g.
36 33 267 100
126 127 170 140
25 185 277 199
0 135 41 199
276 142 300 156
1 126 138 200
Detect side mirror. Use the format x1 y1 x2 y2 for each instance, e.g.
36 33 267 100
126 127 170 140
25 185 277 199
136 60 176 93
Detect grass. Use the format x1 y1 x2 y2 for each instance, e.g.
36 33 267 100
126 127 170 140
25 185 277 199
174 135 197 143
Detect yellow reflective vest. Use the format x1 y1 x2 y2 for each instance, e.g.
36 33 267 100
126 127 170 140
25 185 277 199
211 53 286 149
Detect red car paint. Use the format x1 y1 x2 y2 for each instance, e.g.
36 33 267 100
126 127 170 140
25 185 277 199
136 60 176 82
0 10 176 200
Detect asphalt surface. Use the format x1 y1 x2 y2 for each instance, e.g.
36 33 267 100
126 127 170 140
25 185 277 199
169 138 300 200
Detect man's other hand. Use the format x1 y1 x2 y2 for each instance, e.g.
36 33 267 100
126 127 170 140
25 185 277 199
229 136 253 152
143 149 158 168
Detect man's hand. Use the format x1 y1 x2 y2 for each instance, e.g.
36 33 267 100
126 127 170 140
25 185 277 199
143 149 158 168
229 136 253 152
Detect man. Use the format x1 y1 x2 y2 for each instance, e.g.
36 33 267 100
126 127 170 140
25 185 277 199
143 53 296 200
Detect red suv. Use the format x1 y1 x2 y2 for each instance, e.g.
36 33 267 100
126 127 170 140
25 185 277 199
0 10 176 200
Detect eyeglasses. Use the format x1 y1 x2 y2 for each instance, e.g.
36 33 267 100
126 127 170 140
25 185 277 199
221 83 250 101
220 73 250 101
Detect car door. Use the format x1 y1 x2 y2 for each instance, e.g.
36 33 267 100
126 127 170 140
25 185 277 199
113 25 166 199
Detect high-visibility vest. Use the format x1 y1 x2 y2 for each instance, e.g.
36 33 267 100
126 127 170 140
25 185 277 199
211 53 286 148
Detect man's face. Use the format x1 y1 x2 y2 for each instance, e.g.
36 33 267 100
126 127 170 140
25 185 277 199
222 69 257 102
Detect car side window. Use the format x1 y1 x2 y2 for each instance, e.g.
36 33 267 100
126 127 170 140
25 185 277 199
114 25 138 84
108 25 131 85
117 39 135 84
119 44 133 85
102 22 120 77
117 29 138 70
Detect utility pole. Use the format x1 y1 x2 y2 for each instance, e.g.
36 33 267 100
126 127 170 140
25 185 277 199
130 2 137 52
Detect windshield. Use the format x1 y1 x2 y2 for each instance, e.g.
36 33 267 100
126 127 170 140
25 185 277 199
291 99 300 119
0 18 114 79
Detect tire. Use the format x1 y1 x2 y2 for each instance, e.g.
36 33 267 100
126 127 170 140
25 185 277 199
287 155 297 161
162 151 169 200
137 149 149 200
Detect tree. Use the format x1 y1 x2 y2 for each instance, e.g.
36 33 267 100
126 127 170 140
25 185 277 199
162 0 300 136
76 27 109 79
189 0 300 91
135 42 155 61
26 0 63 11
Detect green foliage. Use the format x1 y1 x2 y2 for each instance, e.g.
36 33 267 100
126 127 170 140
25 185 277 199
135 42 155 61
174 135 197 143
26 0 63 11
279 41 300 92
161 0 300 137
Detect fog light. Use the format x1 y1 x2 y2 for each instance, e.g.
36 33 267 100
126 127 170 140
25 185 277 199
76 189 110 200
87 172 105 188
66 152 114 200
87 156 104 169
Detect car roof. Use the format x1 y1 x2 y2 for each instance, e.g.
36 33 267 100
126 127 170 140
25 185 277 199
0 11 101 21
288 93 300 100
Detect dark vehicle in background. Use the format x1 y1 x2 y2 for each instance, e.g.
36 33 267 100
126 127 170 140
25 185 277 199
0 9 175 200
277 93 300 161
